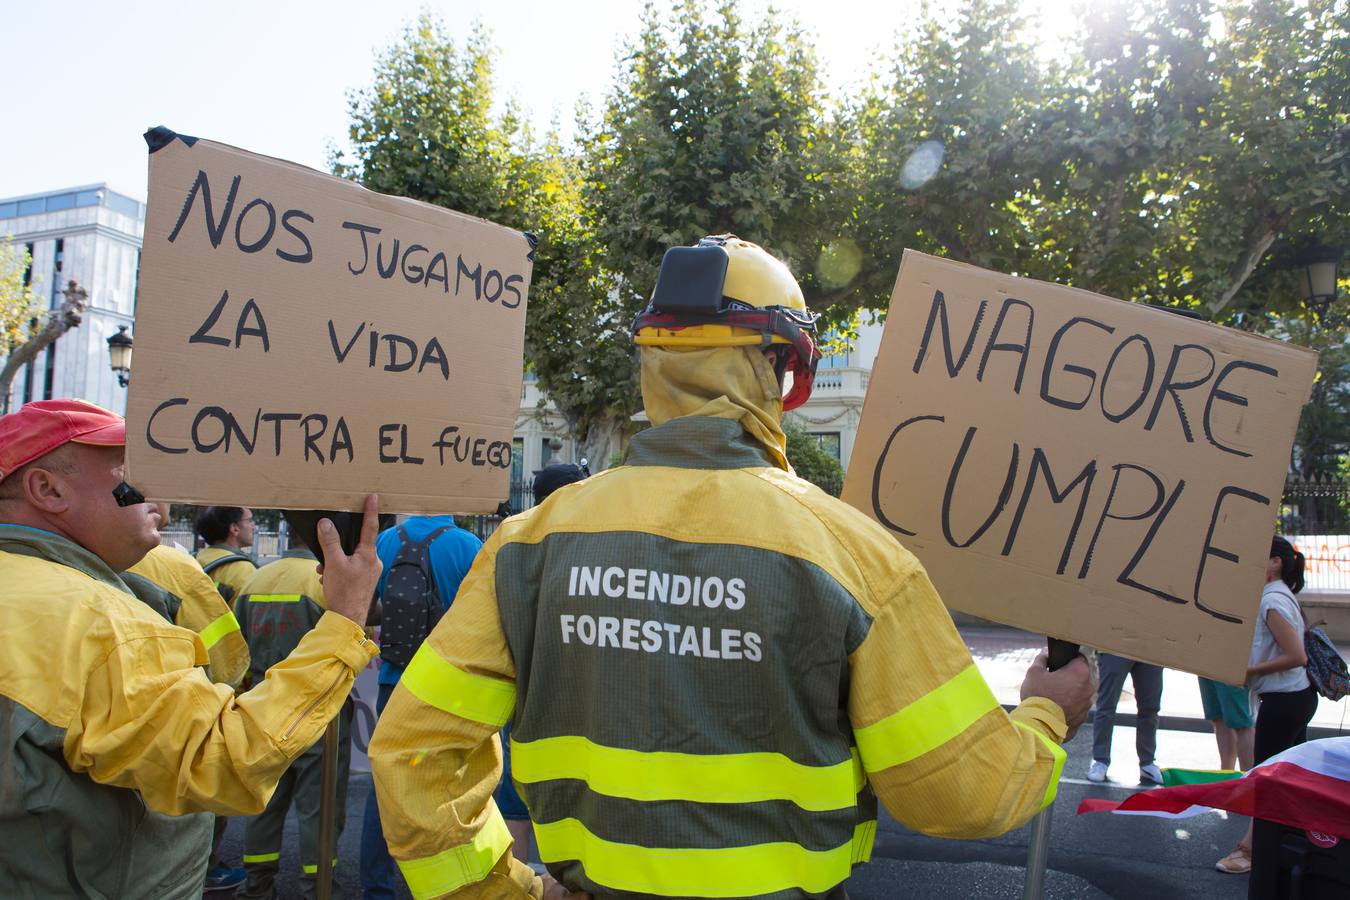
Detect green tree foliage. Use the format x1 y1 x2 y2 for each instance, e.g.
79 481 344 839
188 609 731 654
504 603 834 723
332 15 521 223
0 239 39 362
783 418 844 494
843 0 1348 318
338 0 1348 475
589 0 842 313
333 14 634 466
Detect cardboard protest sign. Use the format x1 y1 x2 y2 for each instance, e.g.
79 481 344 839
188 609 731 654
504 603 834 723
125 129 532 513
842 251 1317 682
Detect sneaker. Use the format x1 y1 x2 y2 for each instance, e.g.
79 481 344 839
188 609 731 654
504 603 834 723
204 865 246 892
1087 760 1108 783
1139 764 1164 786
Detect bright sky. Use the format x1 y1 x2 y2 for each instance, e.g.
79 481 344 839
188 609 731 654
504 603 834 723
0 0 1078 203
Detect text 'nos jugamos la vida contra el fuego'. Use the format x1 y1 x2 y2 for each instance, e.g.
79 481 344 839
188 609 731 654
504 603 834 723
142 168 523 471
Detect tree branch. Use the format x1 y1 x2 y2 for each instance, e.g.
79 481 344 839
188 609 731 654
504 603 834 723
1208 208 1288 316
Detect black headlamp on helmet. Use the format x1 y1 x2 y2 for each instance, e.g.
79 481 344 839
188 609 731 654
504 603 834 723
631 236 822 410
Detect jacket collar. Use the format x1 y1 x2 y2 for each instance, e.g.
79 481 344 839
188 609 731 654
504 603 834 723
0 524 133 594
624 417 773 470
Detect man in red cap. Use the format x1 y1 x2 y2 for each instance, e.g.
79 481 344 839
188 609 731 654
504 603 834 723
0 399 385 898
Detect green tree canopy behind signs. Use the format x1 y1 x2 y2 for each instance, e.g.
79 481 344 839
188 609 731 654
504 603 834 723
332 13 636 467
783 418 844 495
337 0 1349 475
588 0 844 311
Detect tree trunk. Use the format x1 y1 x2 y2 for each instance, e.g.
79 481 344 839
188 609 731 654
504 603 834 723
578 416 628 473
0 280 89 413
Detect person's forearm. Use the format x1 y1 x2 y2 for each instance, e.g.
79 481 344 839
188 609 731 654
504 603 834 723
1247 652 1306 678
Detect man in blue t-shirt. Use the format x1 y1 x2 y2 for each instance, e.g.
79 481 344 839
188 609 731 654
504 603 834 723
360 515 482 899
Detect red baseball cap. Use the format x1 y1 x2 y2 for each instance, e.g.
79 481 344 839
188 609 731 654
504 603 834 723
0 399 126 482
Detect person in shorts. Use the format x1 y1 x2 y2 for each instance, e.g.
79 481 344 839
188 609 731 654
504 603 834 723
1197 677 1254 771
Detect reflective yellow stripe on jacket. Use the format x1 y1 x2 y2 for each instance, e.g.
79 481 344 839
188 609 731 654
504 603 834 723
511 735 865 812
1013 720 1067 807
854 663 1000 772
531 818 875 898
197 610 240 651
400 642 515 728
400 802 514 898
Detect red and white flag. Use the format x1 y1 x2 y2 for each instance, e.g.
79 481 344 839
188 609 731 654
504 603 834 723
1077 737 1350 840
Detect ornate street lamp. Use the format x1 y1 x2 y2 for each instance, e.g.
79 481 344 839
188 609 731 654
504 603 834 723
107 324 133 387
1296 243 1343 325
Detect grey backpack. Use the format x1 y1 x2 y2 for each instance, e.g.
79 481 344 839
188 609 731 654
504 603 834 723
379 525 453 668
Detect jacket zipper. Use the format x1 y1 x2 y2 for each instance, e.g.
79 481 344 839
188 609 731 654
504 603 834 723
281 671 344 742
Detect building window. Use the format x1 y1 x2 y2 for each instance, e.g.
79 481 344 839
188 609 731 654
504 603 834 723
106 192 144 220
810 432 842 461
17 198 44 216
50 239 64 309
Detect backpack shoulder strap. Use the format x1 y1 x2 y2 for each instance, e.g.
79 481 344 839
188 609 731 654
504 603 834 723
415 524 455 550
202 552 251 576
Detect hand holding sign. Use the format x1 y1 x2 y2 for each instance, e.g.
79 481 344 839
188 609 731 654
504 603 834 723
1020 652 1094 740
315 493 384 626
843 251 1317 682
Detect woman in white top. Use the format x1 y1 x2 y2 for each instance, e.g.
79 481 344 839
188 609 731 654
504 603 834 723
1215 535 1315 874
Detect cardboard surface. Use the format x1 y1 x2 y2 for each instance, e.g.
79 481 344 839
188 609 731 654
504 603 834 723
126 132 532 514
842 251 1318 682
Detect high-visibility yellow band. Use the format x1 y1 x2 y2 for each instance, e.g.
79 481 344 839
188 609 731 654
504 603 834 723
243 851 280 863
1014 721 1066 808
512 735 863 812
197 610 240 650
301 859 338 874
399 643 516 728
248 593 302 603
853 663 999 772
398 803 512 899
533 817 867 897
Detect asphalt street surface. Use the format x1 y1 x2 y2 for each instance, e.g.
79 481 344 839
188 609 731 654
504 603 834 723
213 721 1250 900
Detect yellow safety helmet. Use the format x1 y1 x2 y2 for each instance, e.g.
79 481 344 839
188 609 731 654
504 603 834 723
632 235 822 409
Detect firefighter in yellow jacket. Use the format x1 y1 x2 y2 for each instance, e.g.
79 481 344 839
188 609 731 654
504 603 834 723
369 237 1094 899
196 505 259 605
0 399 383 899
235 540 356 899
127 539 250 688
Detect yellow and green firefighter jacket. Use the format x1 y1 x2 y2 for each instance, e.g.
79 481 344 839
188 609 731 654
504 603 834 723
0 524 376 898
128 543 250 688
198 543 258 605
235 550 329 687
369 419 1067 899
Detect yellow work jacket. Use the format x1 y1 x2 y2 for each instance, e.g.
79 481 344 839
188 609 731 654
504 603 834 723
0 524 376 898
197 543 258 605
369 416 1067 900
128 543 250 687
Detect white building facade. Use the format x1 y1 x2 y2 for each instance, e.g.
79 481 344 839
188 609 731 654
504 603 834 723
1 185 144 414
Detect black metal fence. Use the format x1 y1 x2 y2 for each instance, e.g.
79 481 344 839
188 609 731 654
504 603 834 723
1278 474 1350 535
456 480 536 541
